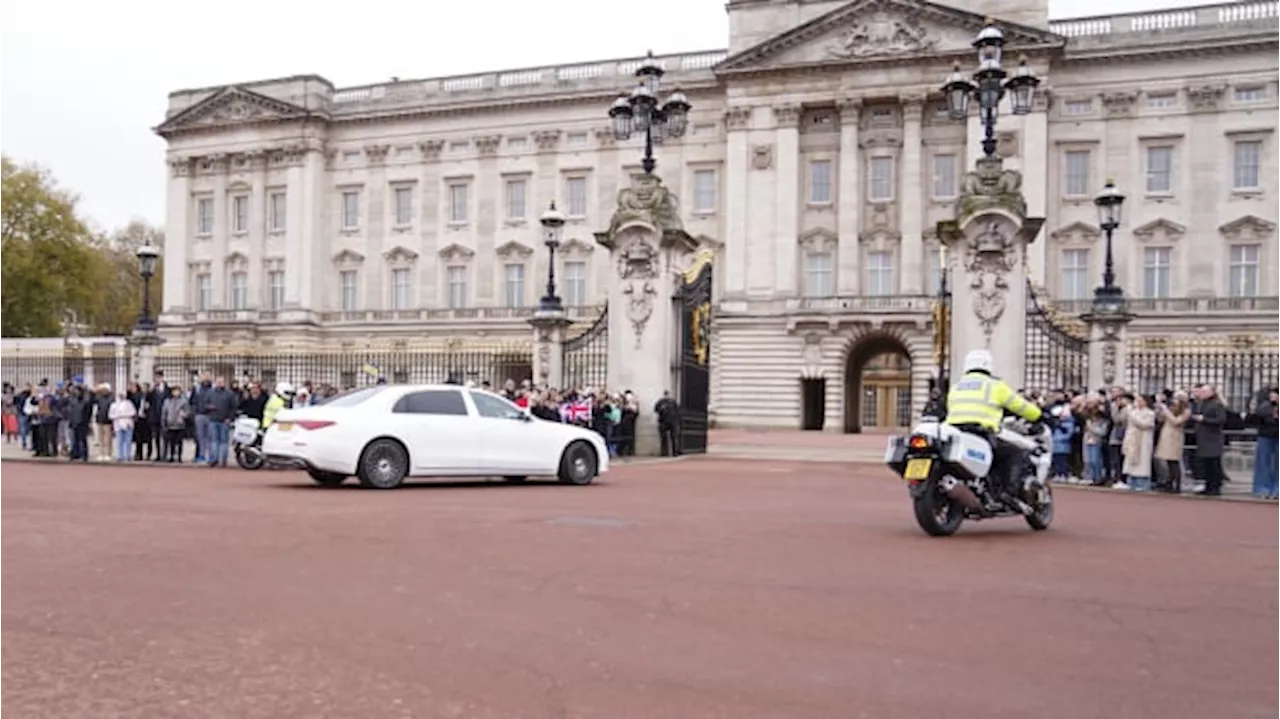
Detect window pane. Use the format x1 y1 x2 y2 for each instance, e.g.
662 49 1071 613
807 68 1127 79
869 157 894 201
1065 151 1090 196
342 192 359 229
809 160 832 204
1233 141 1261 189
693 170 716 212
1228 243 1260 297
563 261 587 306
230 271 247 309
567 177 588 217
866 251 893 295
504 263 525 307
340 270 358 311
449 184 469 223
506 179 526 219
391 268 412 309
1060 249 1090 301
394 187 413 225
232 196 248 233
803 252 834 297
269 193 286 231
932 154 956 198
1142 247 1171 298
323 386 390 408
447 266 467 309
268 270 284 310
197 198 214 234
395 390 468 416
470 391 523 419
1146 146 1172 194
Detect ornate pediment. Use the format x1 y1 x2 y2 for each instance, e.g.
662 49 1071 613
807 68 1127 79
438 243 475 262
858 228 902 250
561 237 596 256
1219 215 1277 241
383 246 420 264
332 249 365 268
798 227 838 253
224 252 249 268
1048 221 1101 243
1132 218 1187 243
715 0 1065 74
495 240 535 259
155 87 322 137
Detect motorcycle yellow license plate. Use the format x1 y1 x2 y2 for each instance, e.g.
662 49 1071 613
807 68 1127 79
275 422 293 432
903 458 932 480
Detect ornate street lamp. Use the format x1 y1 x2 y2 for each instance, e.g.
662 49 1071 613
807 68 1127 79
1091 179 1127 314
936 244 952 392
539 201 566 312
135 239 160 332
941 20 1041 158
607 51 692 174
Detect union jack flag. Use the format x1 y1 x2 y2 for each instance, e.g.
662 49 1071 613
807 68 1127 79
560 399 593 424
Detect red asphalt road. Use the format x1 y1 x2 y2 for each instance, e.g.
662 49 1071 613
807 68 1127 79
2 459 1276 719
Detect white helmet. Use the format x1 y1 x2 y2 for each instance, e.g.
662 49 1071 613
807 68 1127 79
275 381 295 397
962 349 994 374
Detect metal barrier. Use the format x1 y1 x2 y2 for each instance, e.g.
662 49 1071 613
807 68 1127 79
562 305 608 391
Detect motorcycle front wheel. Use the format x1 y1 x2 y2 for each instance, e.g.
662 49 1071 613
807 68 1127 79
912 479 965 537
235 446 265 471
1024 483 1054 531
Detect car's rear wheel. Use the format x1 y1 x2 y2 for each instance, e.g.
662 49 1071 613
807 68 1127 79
307 468 347 487
357 439 409 489
557 441 598 485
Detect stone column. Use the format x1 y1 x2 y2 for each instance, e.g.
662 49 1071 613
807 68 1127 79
898 93 926 295
1083 310 1134 389
595 174 698 456
209 154 230 306
163 157 192 316
474 135 502 304
128 333 163 383
938 156 1045 388
773 104 801 295
723 107 752 297
247 151 268 310
529 311 572 389
836 98 862 294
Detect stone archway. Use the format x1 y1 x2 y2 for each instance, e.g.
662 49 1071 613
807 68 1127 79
842 331 914 434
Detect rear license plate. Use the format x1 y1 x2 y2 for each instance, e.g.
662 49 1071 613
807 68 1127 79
903 458 932 480
275 422 293 432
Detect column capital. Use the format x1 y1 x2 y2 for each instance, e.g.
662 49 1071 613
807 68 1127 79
772 103 801 128
724 105 753 131
837 96 863 123
899 92 927 121
168 156 193 178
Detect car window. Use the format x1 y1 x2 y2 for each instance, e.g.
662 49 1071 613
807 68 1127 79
469 391 524 420
393 389 468 416
319 385 389 408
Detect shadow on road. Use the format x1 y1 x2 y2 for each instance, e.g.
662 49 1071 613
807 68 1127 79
263 478 603 491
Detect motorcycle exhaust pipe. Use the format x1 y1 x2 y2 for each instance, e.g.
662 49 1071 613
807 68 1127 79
939 475 983 513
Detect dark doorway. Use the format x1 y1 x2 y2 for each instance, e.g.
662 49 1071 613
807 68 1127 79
843 335 912 434
676 258 713 454
800 378 826 431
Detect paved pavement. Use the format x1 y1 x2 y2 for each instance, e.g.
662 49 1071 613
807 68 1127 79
3 458 1275 718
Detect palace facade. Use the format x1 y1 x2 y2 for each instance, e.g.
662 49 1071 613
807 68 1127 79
155 0 1279 430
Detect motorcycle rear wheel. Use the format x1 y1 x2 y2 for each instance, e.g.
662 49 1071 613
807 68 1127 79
235 447 265 471
912 480 965 537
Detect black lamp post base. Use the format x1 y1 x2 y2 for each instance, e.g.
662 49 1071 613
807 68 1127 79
538 296 564 313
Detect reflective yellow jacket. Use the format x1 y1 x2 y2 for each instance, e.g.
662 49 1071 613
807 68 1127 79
943 371 1042 432
263 394 287 427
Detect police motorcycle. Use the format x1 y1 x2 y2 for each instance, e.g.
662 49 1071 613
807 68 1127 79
232 415 269 470
885 413 1055 537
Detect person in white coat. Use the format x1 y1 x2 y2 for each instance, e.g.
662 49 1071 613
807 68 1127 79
108 391 138 462
1122 394 1157 492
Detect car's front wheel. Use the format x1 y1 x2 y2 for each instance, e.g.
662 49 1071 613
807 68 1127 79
357 439 409 489
557 441 598 485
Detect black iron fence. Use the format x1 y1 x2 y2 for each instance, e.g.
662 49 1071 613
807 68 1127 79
562 305 608 391
1025 282 1090 392
1 340 130 390
1127 336 1279 410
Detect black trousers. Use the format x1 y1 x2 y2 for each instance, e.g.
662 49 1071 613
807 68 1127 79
659 423 681 457
1196 455 1225 494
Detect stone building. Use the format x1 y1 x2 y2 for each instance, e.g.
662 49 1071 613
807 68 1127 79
155 0 1279 431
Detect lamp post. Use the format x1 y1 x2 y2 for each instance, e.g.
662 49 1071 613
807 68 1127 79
539 201 566 312
1092 179 1127 313
135 239 160 333
941 20 1041 157
936 244 951 392
607 51 692 174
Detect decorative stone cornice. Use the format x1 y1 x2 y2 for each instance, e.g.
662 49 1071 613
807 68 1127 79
1186 84 1226 113
169 156 193 178
363 144 390 165
495 239 535 259
383 245 420 265
1219 214 1277 240
532 129 561 152
418 139 445 161
1132 217 1187 242
438 242 476 262
772 104 801 128
1048 221 1100 242
724 106 752 130
1101 92 1138 117
474 135 502 156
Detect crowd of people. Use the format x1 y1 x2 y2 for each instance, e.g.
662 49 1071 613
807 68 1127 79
925 382 1280 499
1 373 687 464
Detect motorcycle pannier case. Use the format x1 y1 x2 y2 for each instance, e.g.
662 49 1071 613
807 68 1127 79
232 417 260 444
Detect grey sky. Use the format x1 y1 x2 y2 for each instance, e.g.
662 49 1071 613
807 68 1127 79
1 0 1207 232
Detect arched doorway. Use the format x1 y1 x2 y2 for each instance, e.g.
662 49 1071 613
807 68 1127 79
843 334 913 434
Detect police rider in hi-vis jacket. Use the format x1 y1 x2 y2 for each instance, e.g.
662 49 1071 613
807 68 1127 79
944 349 1051 496
263 382 294 428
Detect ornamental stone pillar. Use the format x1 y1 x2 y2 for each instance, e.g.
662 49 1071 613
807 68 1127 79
595 173 698 456
1082 309 1134 389
528 311 572 389
937 155 1044 389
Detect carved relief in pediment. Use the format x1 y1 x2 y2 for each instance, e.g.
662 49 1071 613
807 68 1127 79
560 237 596 256
156 87 314 136
1048 221 1100 244
384 246 420 265
799 227 838 253
825 12 939 60
332 249 366 269
437 243 476 262
495 240 534 259
1219 215 1276 241
858 228 902 251
1132 218 1187 243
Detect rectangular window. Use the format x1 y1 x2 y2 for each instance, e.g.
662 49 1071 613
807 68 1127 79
868 157 894 201
1147 93 1177 109
563 261 587 306
927 248 942 295
866 251 894 296
339 270 358 312
231 196 248 234
692 169 716 213
393 186 413 226
1064 150 1090 196
448 183 469 223
446 266 467 309
197 273 212 310
1234 86 1265 103
230 271 248 310
341 191 360 229
1060 249 1090 301
1233 141 1261 190
1145 146 1173 194
566 132 588 148
505 178 526 220
932 154 957 199
803 252 834 297
809 160 833 204
1228 244 1260 297
566 177 588 217
1142 247 1172 298
267 270 285 311
196 198 214 235
391 268 412 310
268 192 286 232
507 136 527 151
504 263 525 307
1063 99 1093 116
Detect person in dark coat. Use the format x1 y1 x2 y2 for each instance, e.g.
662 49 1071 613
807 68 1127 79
1191 384 1228 496
654 391 681 457
65 386 92 461
1248 387 1278 499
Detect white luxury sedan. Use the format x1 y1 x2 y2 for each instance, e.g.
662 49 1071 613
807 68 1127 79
261 384 610 489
